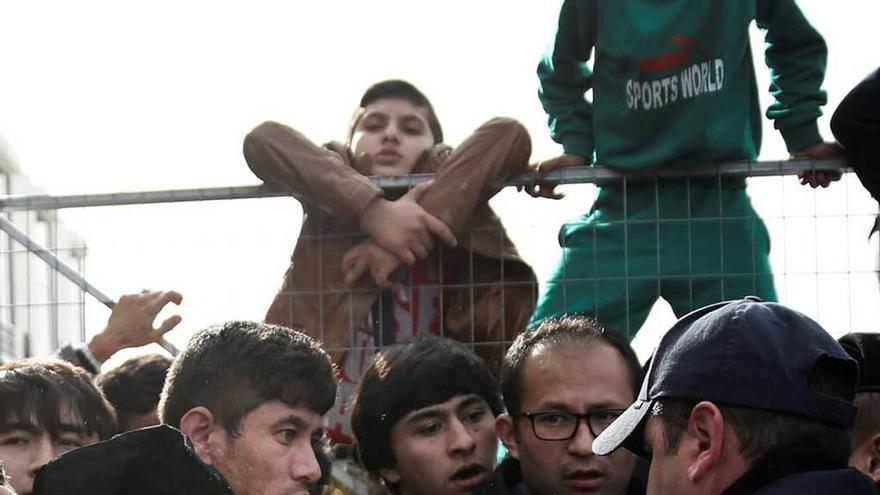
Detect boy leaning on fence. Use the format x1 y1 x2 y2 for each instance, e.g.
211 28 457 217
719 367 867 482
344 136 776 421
242 80 536 444
526 0 843 338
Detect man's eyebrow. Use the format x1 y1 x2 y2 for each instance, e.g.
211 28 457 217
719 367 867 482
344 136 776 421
531 401 625 412
0 422 40 434
361 111 389 120
404 395 487 425
530 401 575 412
271 415 309 430
398 114 427 124
403 407 445 425
456 395 487 413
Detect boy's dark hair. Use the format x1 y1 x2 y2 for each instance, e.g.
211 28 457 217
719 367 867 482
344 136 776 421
500 315 642 416
0 358 117 440
99 354 171 415
350 335 502 474
348 79 444 145
159 321 336 435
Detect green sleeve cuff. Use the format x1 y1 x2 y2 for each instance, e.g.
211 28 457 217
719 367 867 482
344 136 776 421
780 121 822 153
561 135 594 162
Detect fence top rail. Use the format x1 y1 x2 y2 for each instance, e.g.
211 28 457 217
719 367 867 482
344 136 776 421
0 158 847 211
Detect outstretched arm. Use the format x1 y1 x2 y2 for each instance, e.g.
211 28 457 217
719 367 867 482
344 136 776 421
757 0 840 188
525 0 596 199
86 290 183 363
243 121 382 221
757 0 827 153
417 117 532 233
537 0 597 162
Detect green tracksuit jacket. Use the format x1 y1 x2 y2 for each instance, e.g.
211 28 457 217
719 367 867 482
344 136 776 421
531 0 828 337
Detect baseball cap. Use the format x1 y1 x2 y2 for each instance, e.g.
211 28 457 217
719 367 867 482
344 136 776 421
593 297 858 457
838 332 880 393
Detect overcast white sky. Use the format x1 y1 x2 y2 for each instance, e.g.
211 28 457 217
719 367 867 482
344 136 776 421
1 0 878 364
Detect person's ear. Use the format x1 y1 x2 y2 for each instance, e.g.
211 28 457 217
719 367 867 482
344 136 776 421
179 406 221 465
685 401 726 483
857 433 880 483
496 414 521 459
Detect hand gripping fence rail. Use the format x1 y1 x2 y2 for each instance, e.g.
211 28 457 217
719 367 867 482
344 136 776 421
0 158 849 357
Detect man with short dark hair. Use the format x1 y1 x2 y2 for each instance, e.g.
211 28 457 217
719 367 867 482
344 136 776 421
0 358 117 495
350 335 502 495
98 354 171 432
593 298 878 494
839 332 880 487
493 315 643 495
33 321 336 495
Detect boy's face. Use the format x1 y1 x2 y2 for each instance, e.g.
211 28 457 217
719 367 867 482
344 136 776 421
203 400 324 495
0 409 99 495
352 97 435 177
380 394 498 495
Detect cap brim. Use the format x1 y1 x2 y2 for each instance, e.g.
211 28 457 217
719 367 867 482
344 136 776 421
593 398 652 457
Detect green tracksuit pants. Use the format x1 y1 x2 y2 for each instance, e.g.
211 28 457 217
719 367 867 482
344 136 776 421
529 177 777 338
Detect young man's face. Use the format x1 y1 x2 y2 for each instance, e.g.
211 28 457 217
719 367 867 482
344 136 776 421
499 342 636 495
380 394 498 495
205 400 323 495
0 409 99 495
352 97 436 177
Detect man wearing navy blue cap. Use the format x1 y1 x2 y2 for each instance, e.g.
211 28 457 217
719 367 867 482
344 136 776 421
839 332 880 486
593 297 878 494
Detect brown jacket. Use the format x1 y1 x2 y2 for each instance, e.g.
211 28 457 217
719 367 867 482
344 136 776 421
243 117 536 372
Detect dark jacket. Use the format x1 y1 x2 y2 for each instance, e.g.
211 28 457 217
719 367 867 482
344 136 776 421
748 468 878 494
483 457 648 495
831 68 880 202
483 457 534 495
33 425 233 495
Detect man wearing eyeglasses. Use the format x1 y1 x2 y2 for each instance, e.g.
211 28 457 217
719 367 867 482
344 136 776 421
493 316 644 495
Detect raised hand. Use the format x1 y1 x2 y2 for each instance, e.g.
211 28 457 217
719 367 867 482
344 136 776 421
87 290 183 362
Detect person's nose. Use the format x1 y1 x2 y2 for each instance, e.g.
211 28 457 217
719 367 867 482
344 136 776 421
566 417 595 457
291 444 323 485
382 121 400 143
447 418 477 456
27 435 55 476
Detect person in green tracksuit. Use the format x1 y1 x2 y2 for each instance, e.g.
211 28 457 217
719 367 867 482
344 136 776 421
528 0 842 338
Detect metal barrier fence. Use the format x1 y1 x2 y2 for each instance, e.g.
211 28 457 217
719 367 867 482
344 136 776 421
1 157 877 442
0 158 876 360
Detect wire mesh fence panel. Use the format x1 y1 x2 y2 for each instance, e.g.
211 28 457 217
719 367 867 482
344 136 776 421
0 159 875 388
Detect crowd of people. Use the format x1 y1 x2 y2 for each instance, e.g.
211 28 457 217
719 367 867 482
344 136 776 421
1 304 879 495
2 0 880 494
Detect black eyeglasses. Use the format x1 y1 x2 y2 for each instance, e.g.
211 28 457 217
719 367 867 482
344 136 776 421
517 409 626 441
